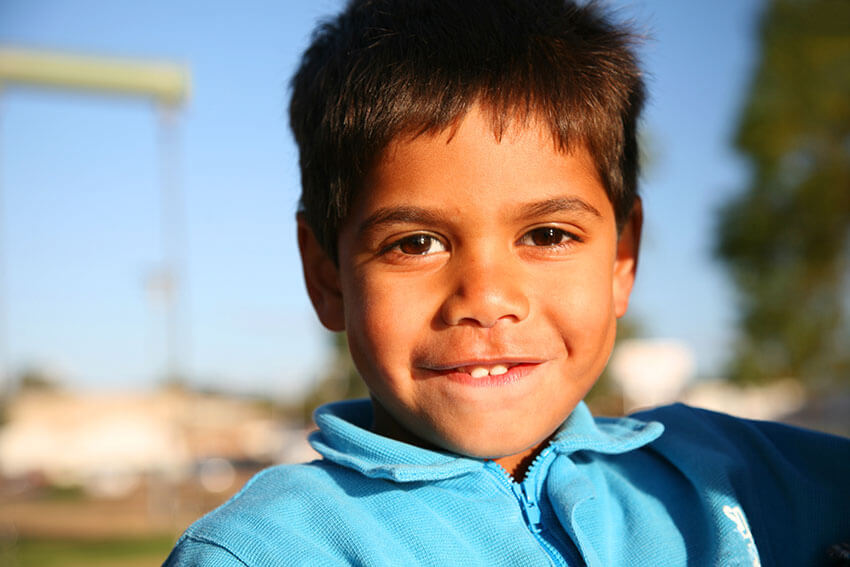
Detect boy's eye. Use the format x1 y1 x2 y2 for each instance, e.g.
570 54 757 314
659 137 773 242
520 227 576 246
392 234 447 255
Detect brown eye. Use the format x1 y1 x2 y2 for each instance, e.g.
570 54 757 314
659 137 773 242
526 227 568 246
396 234 445 255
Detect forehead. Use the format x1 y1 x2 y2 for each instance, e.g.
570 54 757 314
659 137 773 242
350 107 614 225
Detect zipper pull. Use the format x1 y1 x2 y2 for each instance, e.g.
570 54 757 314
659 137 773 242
515 482 542 533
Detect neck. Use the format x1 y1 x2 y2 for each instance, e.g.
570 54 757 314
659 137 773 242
491 445 546 482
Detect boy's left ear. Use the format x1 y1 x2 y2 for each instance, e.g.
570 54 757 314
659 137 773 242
612 198 642 318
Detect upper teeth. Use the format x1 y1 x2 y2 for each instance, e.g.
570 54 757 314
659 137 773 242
468 365 509 378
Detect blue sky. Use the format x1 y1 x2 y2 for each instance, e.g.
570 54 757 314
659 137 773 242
0 0 764 397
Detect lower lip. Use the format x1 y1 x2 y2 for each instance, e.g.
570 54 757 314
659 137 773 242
437 363 539 387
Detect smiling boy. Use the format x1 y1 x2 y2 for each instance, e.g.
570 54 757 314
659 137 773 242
302 106 639 479
165 1 850 565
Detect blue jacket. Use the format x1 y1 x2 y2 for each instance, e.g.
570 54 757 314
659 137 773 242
164 400 850 566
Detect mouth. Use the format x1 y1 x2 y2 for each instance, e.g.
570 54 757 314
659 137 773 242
456 363 516 378
422 360 543 384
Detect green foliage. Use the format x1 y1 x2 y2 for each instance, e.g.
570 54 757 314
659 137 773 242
16 368 60 392
715 0 850 384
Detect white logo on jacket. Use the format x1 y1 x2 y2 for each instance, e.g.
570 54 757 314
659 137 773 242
723 505 761 567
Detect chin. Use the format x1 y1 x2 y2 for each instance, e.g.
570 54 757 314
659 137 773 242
431 423 554 460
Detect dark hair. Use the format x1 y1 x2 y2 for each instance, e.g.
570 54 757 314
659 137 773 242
290 0 645 261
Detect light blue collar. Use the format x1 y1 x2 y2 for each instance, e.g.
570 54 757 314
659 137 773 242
550 402 664 456
309 399 663 483
309 399 483 482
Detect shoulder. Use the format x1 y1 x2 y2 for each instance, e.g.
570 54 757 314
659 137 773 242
634 402 850 463
632 402 850 481
164 460 376 566
631 403 850 565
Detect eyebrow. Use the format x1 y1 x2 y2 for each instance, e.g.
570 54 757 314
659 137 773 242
357 206 445 237
356 196 602 236
518 197 602 220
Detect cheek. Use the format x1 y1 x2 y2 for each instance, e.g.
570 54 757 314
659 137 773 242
569 300 616 360
547 264 617 356
344 273 434 372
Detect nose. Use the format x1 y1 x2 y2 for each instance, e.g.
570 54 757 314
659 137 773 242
439 252 530 328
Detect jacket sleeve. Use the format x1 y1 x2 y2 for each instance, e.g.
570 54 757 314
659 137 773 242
162 536 249 567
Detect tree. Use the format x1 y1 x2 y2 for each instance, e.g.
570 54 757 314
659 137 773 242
715 0 850 385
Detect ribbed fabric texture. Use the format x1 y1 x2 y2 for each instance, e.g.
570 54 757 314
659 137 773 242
164 400 850 567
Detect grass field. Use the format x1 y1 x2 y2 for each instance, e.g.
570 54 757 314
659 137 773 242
1 535 177 567
0 476 243 567
0 470 260 566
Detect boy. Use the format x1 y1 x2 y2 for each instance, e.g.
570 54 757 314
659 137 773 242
165 1 850 565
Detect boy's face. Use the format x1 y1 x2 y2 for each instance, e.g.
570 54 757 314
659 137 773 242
299 106 640 465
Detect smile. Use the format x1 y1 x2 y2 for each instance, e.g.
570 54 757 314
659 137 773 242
421 360 542 386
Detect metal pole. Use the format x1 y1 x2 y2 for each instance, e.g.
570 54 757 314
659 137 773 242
158 104 184 385
0 94 7 400
0 48 190 389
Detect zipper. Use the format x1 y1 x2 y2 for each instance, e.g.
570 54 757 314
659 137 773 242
486 449 568 566
516 481 542 530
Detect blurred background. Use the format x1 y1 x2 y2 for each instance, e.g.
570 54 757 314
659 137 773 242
0 0 848 564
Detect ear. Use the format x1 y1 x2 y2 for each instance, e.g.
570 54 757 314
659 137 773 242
297 215 346 331
612 198 642 318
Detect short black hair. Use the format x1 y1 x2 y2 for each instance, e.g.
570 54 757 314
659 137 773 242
290 0 645 261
